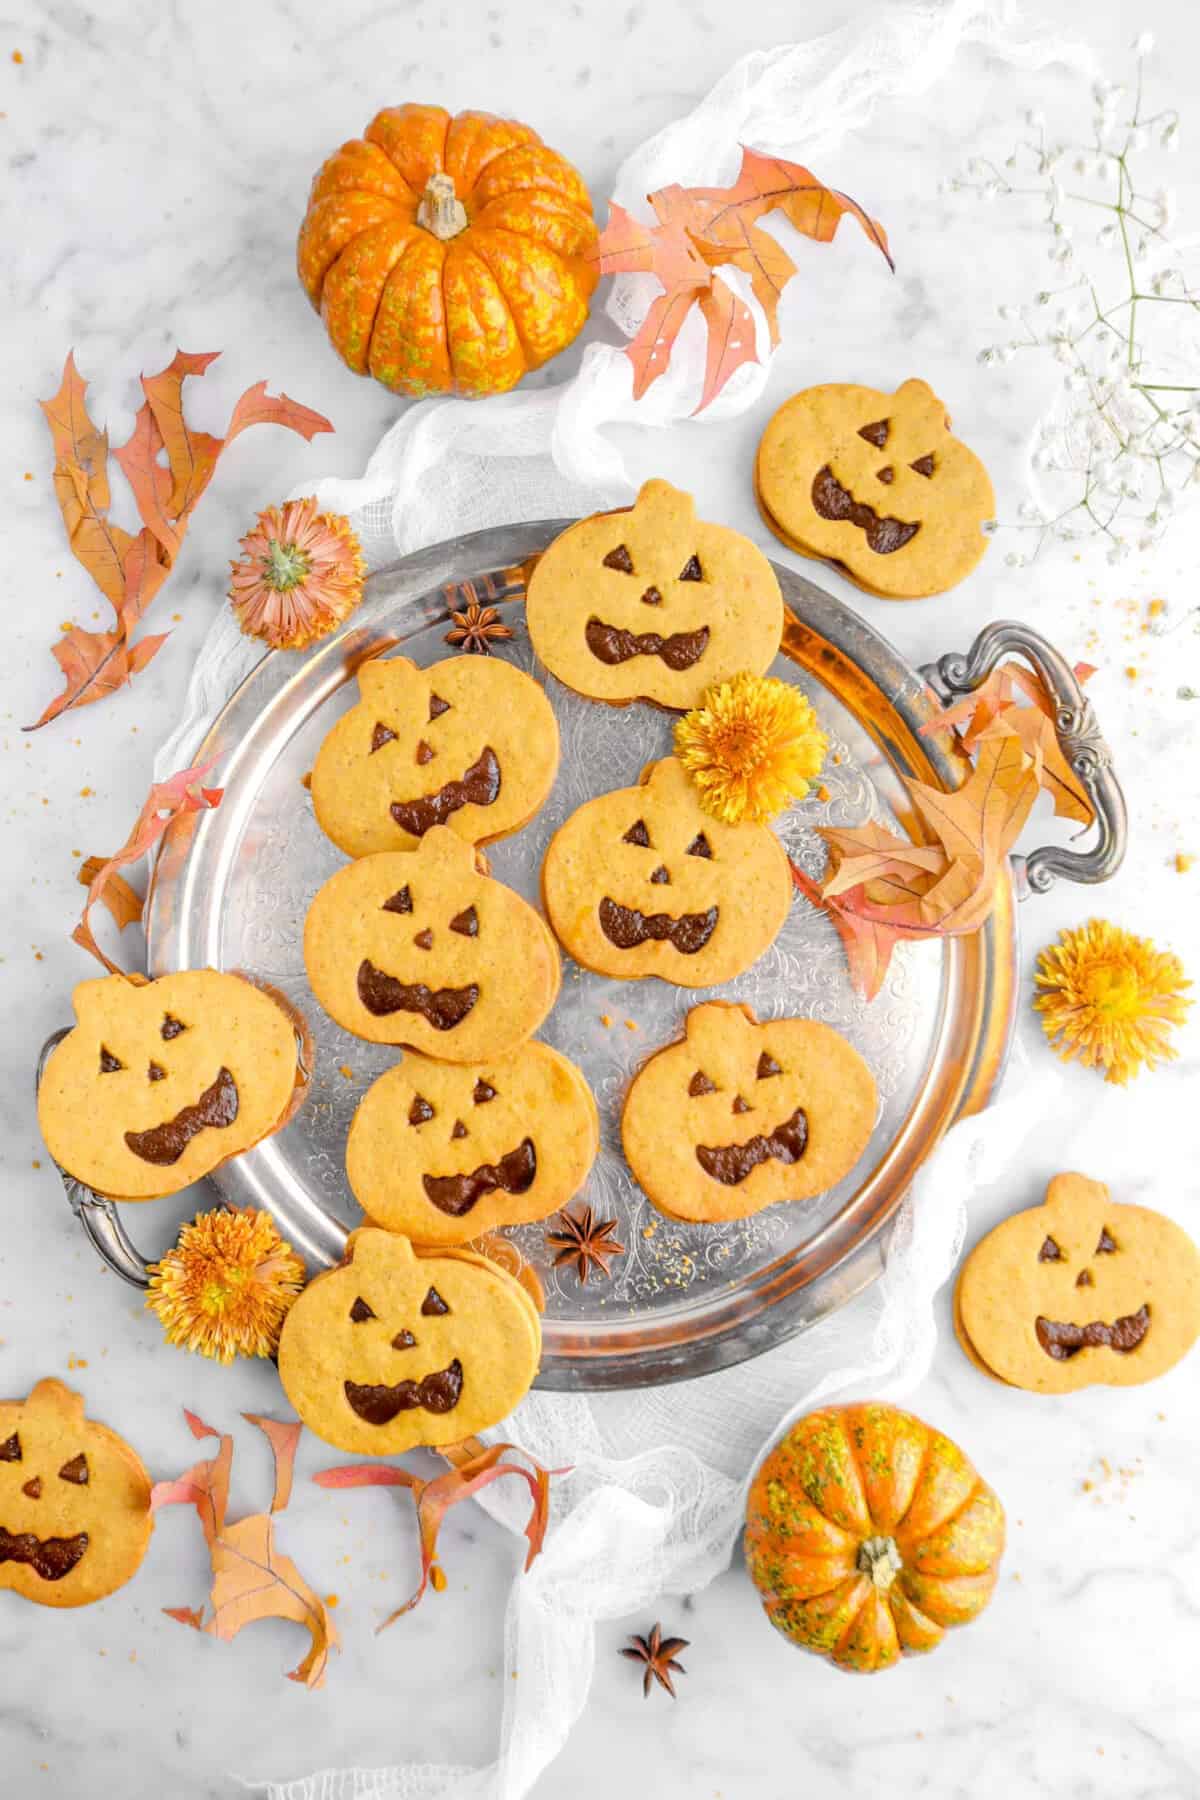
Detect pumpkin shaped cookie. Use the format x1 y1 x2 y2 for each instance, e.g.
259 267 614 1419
526 479 783 708
37 971 304 1201
277 1228 541 1454
347 1041 598 1244
542 758 792 987
746 1403 1005 1672
622 1002 877 1223
304 826 559 1057
0 1380 153 1609
311 655 559 859
755 379 994 598
956 1172 1200 1393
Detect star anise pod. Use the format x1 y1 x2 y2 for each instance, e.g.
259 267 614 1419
545 1205 624 1285
621 1623 689 1699
444 600 514 655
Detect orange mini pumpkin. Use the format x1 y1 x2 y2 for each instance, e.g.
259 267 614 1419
745 1403 1005 1673
297 103 598 398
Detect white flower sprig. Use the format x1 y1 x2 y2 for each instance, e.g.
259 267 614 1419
947 35 1199 566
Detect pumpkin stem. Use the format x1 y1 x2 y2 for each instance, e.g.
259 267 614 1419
856 1535 903 1592
417 172 469 241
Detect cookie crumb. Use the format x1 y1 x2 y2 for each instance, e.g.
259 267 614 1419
300 771 312 790
1175 853 1193 874
338 1064 354 1080
599 1014 612 1028
430 1565 447 1593
623 1018 638 1031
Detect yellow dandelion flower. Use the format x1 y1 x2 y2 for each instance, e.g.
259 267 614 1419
673 672 828 826
1034 918 1191 1085
147 1207 306 1363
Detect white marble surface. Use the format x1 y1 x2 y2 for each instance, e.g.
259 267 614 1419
4 1 1200 1795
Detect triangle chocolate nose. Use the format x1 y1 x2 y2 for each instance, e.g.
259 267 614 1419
639 585 663 607
1075 1269 1094 1288
451 1119 468 1140
732 1095 753 1115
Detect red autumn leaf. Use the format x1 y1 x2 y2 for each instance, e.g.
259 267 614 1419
154 1411 337 1690
593 147 892 410
314 1441 566 1632
72 760 223 973
30 349 333 730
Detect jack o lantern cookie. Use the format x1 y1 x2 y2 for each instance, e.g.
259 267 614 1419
347 1041 598 1244
955 1172 1200 1394
304 825 560 1057
311 654 559 859
37 971 304 1201
0 1380 152 1608
277 1227 541 1454
622 1002 878 1223
542 757 792 987
755 379 994 599
525 478 783 709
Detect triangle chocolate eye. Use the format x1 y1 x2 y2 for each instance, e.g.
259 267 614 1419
408 1095 435 1126
602 544 634 573
1096 1228 1118 1254
99 1047 124 1074
382 885 413 914
858 419 890 448
686 833 713 859
161 1014 186 1040
370 722 397 753
623 819 651 847
910 454 936 478
678 554 703 581
58 1453 89 1485
1038 1236 1065 1262
449 905 479 937
349 1297 376 1323
756 1052 782 1079
473 1079 497 1104
421 1286 450 1317
688 1071 717 1096
428 693 451 721
0 1432 20 1462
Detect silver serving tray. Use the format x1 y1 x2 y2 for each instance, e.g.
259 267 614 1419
53 522 1125 1389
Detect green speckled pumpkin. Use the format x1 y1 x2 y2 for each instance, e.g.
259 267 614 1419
745 1402 1005 1673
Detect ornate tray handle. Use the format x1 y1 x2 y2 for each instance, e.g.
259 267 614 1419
920 619 1127 895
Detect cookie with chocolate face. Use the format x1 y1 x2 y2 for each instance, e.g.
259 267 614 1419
622 1002 878 1223
304 825 560 1058
525 478 783 708
755 379 994 599
276 1227 541 1454
311 654 559 859
0 1380 153 1608
347 1041 598 1245
956 1173 1200 1394
37 971 304 1201
541 757 792 987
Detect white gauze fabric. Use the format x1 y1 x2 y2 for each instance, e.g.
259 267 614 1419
143 7 1098 1795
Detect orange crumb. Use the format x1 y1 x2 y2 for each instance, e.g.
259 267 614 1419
430 1565 447 1593
79 786 93 797
323 1593 339 1608
171 613 182 622
300 771 312 791
1148 599 1165 618
1124 666 1138 681
816 784 830 802
59 620 74 632
831 752 843 764
11 49 23 63
338 1064 354 1080
1175 853 1193 874
624 1019 638 1031
31 1160 40 1170
599 1014 612 1028
67 1356 88 1370
34 951 43 961
642 1225 657 1239
128 1650 137 1663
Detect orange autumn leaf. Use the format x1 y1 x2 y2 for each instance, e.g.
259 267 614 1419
152 1410 337 1689
77 856 143 932
919 659 1096 824
593 148 892 410
30 349 333 730
73 760 223 974
314 1441 565 1632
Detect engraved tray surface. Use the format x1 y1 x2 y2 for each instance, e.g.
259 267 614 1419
146 522 1017 1390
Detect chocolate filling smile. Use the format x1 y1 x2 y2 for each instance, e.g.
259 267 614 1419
0 1525 89 1581
696 1105 809 1185
390 747 501 837
357 963 478 1029
344 1360 464 1425
811 466 920 555
599 897 718 956
124 1066 239 1166
1036 1304 1150 1361
423 1138 537 1217
585 618 710 671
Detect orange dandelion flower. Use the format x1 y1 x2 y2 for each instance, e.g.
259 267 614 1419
674 672 827 825
1034 919 1190 1085
229 498 365 651
147 1207 306 1362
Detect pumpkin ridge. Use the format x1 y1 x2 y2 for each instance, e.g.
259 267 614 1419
828 1573 878 1659
468 229 577 362
456 139 535 203
368 233 446 387
885 1422 939 1539
324 219 419 373
896 1474 984 1556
